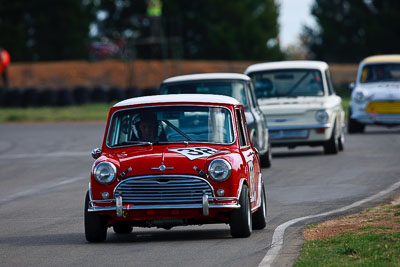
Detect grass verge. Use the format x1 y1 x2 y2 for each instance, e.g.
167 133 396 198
0 104 112 123
0 97 351 123
295 198 400 266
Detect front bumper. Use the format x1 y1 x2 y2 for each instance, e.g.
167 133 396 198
88 194 240 217
268 123 332 143
351 113 400 125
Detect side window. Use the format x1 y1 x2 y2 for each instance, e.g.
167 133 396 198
247 82 258 108
236 108 249 147
325 69 336 95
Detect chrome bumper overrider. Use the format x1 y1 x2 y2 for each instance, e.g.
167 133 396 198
88 195 240 217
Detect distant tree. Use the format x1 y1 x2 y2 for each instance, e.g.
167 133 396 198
93 0 283 60
303 0 400 62
0 0 95 61
163 0 283 61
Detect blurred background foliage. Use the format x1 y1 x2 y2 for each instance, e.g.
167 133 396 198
302 0 400 62
0 0 399 63
0 0 282 62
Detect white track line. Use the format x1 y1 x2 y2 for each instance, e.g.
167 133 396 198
0 151 88 160
259 180 400 267
0 176 86 204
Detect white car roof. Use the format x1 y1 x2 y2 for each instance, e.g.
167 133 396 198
162 73 250 84
245 60 329 74
113 94 241 107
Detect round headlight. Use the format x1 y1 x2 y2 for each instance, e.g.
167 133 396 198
315 110 329 124
208 159 232 182
94 162 117 184
354 91 365 104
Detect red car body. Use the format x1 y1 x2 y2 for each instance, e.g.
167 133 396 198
85 94 267 242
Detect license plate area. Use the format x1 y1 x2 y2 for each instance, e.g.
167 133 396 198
270 129 309 140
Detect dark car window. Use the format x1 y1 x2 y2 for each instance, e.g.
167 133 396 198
248 69 324 98
360 63 400 83
248 82 259 108
236 108 249 147
107 105 235 147
325 69 335 95
160 80 248 107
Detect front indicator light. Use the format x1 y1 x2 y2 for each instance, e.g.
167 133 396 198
217 189 225 197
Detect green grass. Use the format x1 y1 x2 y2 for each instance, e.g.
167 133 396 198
341 96 350 118
0 104 112 123
0 97 350 123
294 232 400 267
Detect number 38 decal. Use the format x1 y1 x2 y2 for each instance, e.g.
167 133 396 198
169 147 218 160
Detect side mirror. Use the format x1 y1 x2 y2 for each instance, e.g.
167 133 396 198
349 82 355 89
91 148 101 159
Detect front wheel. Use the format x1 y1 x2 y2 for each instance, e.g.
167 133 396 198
338 128 345 151
260 147 272 168
252 185 267 230
230 184 252 238
84 191 107 242
348 108 365 133
323 125 339 155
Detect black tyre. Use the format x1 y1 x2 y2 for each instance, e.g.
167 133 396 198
84 191 107 242
348 108 365 133
3 88 22 107
323 125 339 155
230 184 252 238
260 146 272 168
91 87 108 103
113 223 133 234
57 88 75 106
22 88 40 107
348 118 365 133
74 86 91 105
108 87 126 102
39 89 58 106
338 129 345 151
252 185 267 230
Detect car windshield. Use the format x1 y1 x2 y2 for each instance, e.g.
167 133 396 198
160 80 247 106
107 105 235 147
360 63 400 83
249 69 324 98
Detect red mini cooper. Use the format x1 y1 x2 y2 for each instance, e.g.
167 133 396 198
85 94 267 242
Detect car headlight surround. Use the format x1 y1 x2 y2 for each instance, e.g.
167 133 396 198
354 91 366 104
315 110 329 124
94 162 117 184
208 159 232 182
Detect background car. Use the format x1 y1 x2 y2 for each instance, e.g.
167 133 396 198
159 73 272 167
85 94 267 242
348 55 400 133
245 61 345 154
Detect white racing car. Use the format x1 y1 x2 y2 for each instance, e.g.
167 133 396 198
348 55 400 133
245 61 345 154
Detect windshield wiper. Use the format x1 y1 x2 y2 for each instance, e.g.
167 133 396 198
115 141 153 147
161 120 193 141
286 72 310 96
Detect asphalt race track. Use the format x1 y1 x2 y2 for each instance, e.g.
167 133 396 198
0 123 399 267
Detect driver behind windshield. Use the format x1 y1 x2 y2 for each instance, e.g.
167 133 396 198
133 112 165 142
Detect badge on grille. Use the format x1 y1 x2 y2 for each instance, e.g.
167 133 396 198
151 162 174 171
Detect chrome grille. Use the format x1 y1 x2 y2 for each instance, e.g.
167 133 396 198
114 175 214 203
